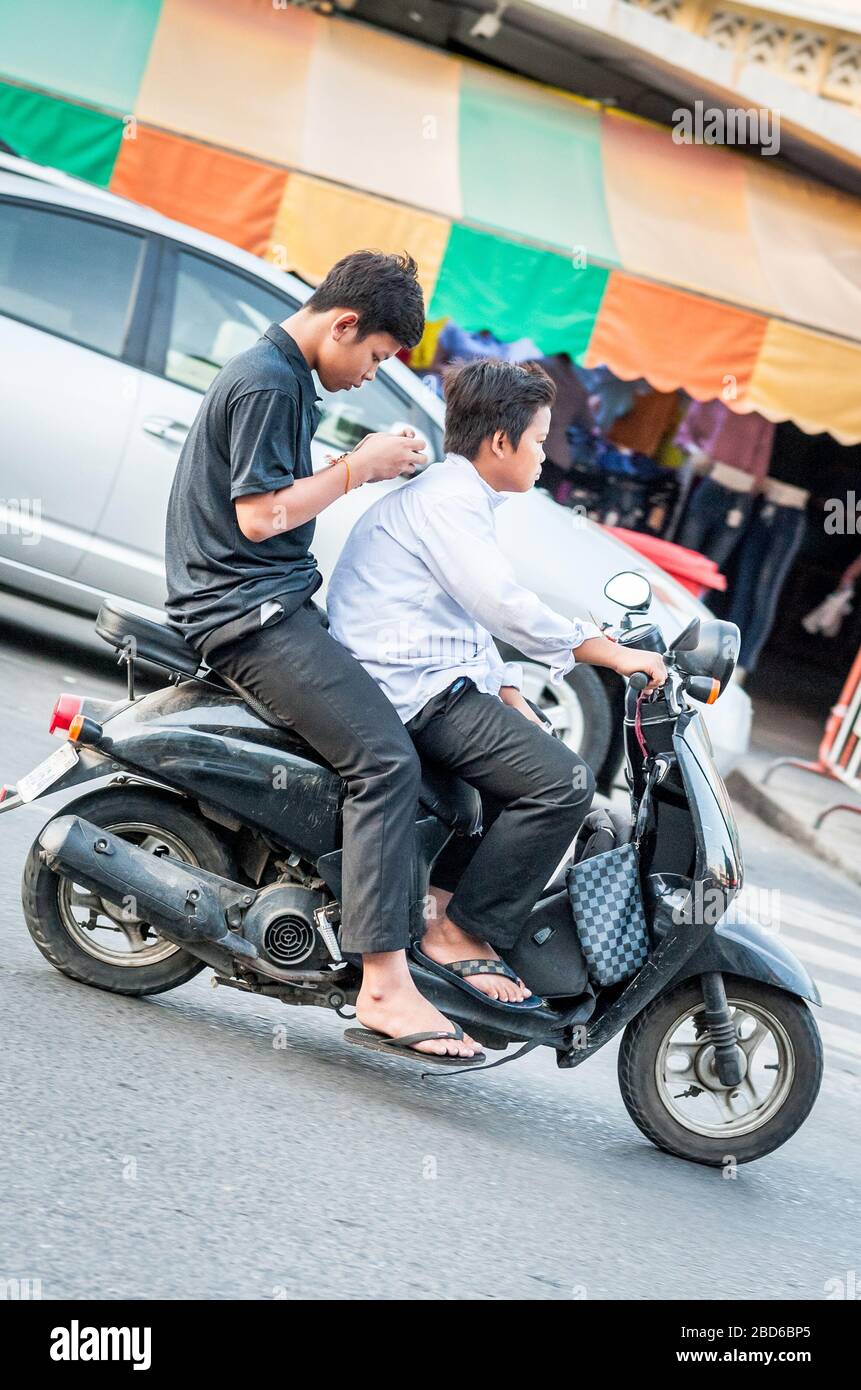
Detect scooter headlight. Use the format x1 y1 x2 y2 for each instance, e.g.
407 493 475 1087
673 619 740 696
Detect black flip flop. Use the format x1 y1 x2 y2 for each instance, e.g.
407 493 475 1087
343 1023 486 1066
410 943 544 1010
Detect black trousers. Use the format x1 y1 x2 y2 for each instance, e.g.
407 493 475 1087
407 679 596 950
202 599 421 955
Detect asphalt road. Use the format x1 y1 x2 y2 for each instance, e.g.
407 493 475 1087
1 591 859 1301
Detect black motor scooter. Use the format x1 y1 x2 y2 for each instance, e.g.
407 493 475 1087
3 571 823 1166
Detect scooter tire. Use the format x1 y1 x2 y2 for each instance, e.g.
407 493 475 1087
617 974 823 1166
22 786 238 997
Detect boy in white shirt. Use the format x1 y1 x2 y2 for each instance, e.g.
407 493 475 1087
328 360 666 1046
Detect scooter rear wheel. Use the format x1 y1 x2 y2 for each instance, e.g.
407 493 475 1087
22 786 238 997
617 974 823 1166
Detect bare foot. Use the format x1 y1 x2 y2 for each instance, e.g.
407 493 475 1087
421 914 532 1004
356 972 480 1059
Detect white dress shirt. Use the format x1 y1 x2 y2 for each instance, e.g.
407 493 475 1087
327 453 603 723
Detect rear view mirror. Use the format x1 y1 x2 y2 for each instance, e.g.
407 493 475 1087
604 571 652 612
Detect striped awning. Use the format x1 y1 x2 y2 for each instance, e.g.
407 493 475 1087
2 0 861 442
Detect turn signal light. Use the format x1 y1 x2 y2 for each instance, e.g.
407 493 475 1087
49 694 83 736
705 679 720 704
68 714 103 746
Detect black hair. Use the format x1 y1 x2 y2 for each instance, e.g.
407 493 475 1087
305 250 425 349
443 358 556 459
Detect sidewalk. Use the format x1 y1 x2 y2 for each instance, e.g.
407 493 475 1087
725 691 861 1075
726 690 861 890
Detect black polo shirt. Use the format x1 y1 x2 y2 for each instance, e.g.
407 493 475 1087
165 324 324 652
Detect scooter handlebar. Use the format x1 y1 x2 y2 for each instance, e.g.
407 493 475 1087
629 671 652 691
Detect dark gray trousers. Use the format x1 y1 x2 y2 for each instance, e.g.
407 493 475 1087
203 599 421 955
408 679 596 950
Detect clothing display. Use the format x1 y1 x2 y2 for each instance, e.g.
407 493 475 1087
547 376 684 531
716 420 818 673
766 419 820 490
537 353 594 472
577 367 648 432
674 400 775 484
676 477 756 570
723 497 808 673
654 395 691 471
557 421 678 534
408 316 447 371
412 317 542 398
802 589 854 638
673 402 776 571
607 387 680 459
436 320 541 366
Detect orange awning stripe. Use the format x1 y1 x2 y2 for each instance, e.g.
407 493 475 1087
583 273 768 403
110 125 287 256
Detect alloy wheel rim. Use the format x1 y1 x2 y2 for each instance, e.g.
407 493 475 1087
655 997 795 1139
57 821 195 967
518 661 586 751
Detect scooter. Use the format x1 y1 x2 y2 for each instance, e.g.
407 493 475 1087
2 571 823 1166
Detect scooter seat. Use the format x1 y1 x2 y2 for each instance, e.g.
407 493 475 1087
95 602 482 834
96 600 202 678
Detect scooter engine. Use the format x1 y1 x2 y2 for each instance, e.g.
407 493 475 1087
240 883 335 971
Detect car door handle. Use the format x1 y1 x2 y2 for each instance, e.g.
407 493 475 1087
142 417 189 447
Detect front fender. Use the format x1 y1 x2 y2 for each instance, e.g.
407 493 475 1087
677 914 821 1006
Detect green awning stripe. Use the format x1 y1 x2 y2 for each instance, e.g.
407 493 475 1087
429 222 610 360
0 81 125 186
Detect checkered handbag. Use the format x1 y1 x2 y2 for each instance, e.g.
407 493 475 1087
565 841 649 987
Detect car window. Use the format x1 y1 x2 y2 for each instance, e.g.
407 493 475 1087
314 372 443 460
166 251 294 392
0 202 144 356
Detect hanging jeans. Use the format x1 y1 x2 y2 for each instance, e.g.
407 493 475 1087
677 477 754 570
724 498 808 673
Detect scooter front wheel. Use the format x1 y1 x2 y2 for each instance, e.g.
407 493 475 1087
617 974 823 1166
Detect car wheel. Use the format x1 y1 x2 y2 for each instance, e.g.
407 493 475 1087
497 644 613 771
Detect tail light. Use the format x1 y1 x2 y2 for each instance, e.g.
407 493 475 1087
49 694 83 736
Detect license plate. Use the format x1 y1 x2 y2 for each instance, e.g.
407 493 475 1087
17 743 79 802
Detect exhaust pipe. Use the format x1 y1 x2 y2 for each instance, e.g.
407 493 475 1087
39 815 259 963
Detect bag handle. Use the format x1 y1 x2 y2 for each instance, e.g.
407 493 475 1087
633 754 671 850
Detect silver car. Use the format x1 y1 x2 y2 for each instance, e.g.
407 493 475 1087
0 153 751 778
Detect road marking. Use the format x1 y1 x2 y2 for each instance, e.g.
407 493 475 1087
815 978 861 1019
774 893 861 947
818 1018 861 1062
779 932 861 982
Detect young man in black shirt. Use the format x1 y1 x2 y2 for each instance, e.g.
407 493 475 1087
166 251 482 1062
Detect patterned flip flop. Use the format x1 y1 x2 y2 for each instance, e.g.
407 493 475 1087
343 1023 486 1066
410 943 544 1010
